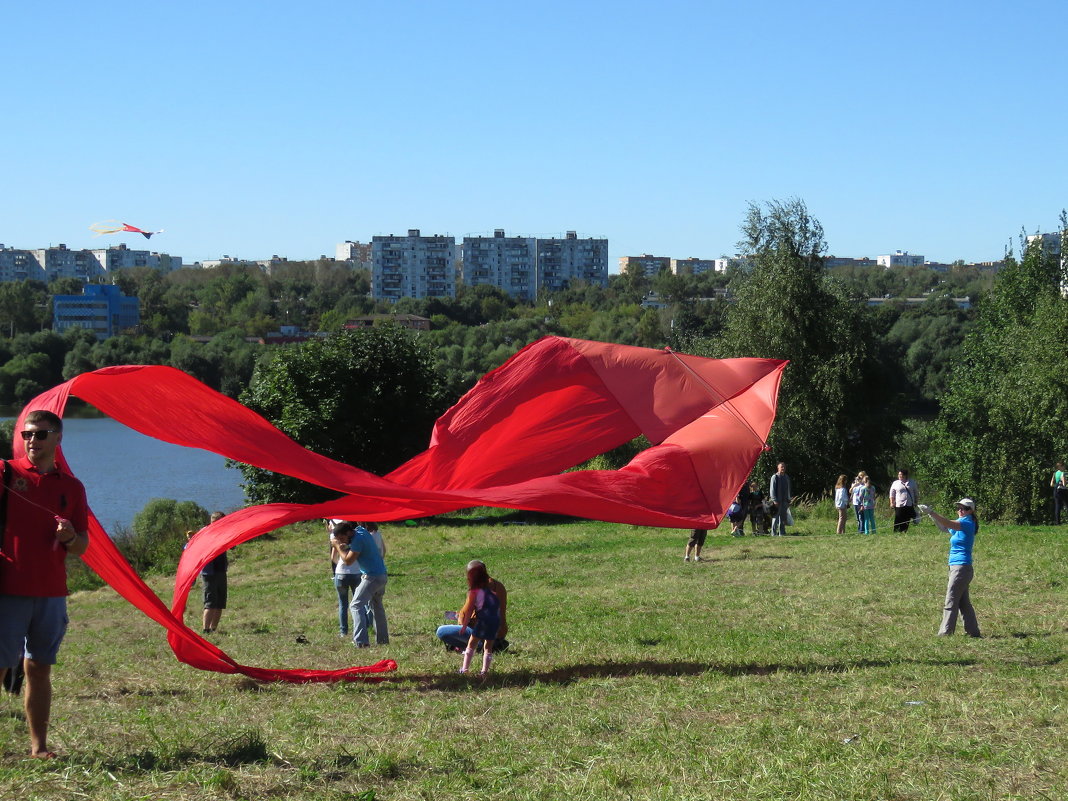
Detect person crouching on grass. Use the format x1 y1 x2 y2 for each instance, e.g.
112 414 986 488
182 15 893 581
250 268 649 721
456 560 503 676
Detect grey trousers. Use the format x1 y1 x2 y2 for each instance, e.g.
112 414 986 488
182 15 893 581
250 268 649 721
351 574 389 645
938 564 981 636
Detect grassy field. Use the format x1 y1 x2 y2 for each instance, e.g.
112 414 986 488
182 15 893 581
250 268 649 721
0 509 1064 800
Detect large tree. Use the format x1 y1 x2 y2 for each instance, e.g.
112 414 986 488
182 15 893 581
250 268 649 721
922 223 1068 520
689 199 904 495
237 325 448 504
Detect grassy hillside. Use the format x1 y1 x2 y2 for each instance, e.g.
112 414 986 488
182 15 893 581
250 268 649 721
0 512 1064 800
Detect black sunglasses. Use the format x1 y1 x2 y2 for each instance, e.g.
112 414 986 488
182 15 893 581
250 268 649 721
20 429 58 441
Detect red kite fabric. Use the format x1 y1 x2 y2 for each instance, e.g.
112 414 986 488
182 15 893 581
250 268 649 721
16 337 786 682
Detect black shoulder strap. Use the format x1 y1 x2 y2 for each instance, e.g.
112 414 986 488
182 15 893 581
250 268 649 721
0 459 9 556
0 459 9 528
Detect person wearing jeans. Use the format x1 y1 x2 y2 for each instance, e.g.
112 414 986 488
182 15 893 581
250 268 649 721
329 524 362 636
332 523 389 647
769 462 792 537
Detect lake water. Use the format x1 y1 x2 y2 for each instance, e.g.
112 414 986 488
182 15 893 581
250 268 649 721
55 417 247 532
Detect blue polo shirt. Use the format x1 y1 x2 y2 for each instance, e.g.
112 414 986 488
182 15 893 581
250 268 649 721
948 517 976 565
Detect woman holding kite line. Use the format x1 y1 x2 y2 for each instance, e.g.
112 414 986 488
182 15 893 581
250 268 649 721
918 498 982 638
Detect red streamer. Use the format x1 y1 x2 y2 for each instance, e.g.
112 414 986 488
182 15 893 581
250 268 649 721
17 337 785 682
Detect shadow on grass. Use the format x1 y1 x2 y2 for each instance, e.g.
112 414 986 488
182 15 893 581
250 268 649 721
81 729 271 773
421 510 581 527
73 687 190 701
390 655 980 691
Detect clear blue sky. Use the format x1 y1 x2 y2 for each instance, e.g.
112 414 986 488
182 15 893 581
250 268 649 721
2 1 1064 267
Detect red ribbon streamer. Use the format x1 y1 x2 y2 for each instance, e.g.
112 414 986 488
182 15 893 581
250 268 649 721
17 337 786 682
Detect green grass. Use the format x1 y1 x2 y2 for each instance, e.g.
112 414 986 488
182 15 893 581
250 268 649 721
1 509 1064 800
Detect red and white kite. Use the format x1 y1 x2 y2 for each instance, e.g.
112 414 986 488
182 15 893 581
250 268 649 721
89 220 163 239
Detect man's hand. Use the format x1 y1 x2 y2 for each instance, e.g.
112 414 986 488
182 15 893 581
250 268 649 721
918 504 932 515
55 518 76 546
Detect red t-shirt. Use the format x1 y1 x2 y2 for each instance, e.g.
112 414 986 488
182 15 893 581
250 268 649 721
0 457 89 597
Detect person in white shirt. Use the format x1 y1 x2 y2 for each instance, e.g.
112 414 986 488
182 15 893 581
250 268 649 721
889 469 919 533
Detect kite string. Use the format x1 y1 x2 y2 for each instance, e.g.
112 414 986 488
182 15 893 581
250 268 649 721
663 349 769 449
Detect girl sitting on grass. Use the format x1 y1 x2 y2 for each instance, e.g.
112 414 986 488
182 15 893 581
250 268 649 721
456 560 502 676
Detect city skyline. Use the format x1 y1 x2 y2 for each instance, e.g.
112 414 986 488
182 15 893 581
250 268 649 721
2 1 1064 269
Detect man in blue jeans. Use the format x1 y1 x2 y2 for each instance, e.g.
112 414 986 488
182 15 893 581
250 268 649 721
333 524 389 647
436 560 509 652
769 462 792 536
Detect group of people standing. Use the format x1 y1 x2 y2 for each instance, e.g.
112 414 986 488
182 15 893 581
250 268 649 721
834 470 919 535
686 462 794 561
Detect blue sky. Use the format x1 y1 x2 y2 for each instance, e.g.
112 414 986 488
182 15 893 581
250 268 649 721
2 1 1064 267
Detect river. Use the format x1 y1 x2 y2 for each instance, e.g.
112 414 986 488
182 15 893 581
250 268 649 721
55 417 247 532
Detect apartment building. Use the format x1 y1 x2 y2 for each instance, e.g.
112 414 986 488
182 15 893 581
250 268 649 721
619 254 670 277
53 284 139 340
462 230 538 301
535 231 608 295
372 229 457 301
0 243 180 282
670 257 718 275
877 250 925 268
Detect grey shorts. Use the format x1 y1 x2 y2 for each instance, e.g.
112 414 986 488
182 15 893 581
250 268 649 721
0 595 68 666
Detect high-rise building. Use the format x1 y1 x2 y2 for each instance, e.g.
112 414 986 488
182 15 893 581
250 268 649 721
671 257 718 275
462 230 538 301
336 240 373 267
372 229 457 301
619 254 671 277
0 243 180 282
535 231 608 294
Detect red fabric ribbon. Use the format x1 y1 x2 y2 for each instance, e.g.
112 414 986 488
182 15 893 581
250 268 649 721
17 337 785 682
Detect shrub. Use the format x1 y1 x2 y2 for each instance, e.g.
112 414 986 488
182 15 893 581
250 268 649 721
120 498 210 574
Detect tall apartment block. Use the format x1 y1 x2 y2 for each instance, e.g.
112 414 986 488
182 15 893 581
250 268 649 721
371 229 457 301
0 243 180 283
619 254 670 277
535 231 608 295
462 230 538 301
671 257 718 275
336 240 373 267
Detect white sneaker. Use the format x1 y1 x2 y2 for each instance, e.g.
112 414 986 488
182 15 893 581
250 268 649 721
683 556 690 562
694 555 702 562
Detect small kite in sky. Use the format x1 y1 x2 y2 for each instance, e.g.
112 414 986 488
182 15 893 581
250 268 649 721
89 220 164 239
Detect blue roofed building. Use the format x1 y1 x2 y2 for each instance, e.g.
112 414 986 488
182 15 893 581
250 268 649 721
53 284 139 340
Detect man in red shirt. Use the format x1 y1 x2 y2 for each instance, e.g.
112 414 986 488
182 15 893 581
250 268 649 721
0 410 89 759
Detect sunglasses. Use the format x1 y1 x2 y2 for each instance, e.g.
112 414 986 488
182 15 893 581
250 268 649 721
20 429 58 441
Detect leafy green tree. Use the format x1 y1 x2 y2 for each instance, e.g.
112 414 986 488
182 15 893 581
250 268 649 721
121 498 209 574
237 325 447 504
0 281 46 336
694 199 903 494
922 226 1068 520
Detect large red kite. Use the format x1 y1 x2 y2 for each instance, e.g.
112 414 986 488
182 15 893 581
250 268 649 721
16 337 786 682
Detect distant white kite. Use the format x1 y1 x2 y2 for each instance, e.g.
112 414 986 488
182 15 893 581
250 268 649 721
89 220 164 239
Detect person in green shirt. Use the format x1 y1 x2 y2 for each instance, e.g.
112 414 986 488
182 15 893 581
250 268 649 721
1051 462 1066 524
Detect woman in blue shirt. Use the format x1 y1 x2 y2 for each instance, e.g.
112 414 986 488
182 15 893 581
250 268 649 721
919 498 982 637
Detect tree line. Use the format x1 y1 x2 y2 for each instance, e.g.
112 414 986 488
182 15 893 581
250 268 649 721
6 200 1056 521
